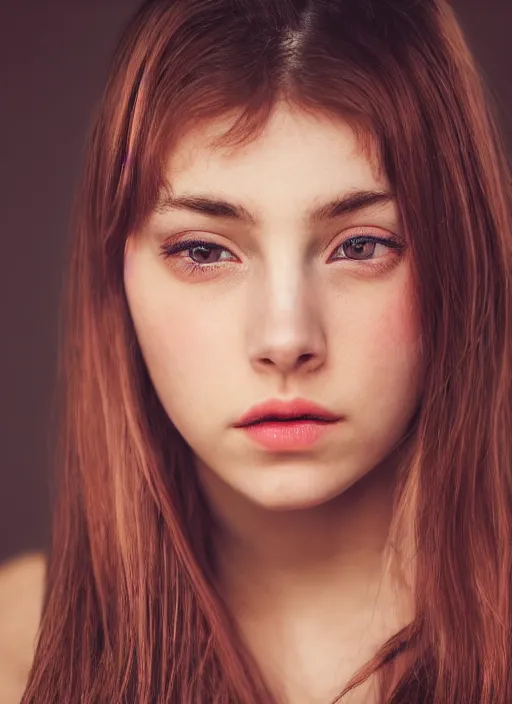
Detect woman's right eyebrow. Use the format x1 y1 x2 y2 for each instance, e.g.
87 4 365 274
153 189 396 227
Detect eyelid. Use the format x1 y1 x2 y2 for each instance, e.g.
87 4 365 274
163 224 400 249
329 223 399 243
162 237 239 260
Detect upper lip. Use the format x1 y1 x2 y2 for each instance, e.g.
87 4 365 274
234 398 341 427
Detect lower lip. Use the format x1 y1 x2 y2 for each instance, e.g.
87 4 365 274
238 420 339 451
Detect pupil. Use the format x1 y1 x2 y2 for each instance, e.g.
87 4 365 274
346 241 375 259
192 246 218 264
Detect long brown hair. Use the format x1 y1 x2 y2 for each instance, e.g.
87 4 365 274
22 0 511 701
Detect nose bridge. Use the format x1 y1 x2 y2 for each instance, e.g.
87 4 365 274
247 253 326 375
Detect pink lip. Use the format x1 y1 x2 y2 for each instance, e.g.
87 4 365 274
233 397 342 451
239 419 339 451
234 397 341 428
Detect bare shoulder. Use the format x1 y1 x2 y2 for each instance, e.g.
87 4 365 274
0 552 46 703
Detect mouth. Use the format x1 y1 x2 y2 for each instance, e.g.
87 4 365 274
246 414 337 426
234 398 341 428
236 413 341 451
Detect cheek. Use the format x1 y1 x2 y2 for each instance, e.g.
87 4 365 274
364 266 421 359
377 296 424 419
141 302 240 438
373 293 420 357
125 278 233 405
159 306 225 372
134 305 221 383
335 273 423 419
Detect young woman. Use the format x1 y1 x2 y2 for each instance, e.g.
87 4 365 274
22 0 512 702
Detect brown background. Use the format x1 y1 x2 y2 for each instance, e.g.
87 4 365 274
0 0 510 563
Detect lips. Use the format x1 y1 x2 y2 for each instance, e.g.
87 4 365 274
234 398 341 428
248 414 331 425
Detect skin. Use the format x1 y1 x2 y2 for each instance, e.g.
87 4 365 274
0 553 45 703
124 105 424 703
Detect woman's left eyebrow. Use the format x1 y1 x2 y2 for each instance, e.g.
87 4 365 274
154 189 396 226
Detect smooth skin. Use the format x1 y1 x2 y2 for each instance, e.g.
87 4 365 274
0 553 45 704
124 105 425 703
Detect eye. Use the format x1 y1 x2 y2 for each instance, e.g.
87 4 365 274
328 234 403 262
182 242 232 264
159 239 236 264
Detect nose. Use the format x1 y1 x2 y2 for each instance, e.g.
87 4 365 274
247 273 327 377
254 346 324 376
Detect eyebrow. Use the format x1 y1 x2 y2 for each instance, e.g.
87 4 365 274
154 189 396 226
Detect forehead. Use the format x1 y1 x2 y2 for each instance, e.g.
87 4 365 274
165 106 386 192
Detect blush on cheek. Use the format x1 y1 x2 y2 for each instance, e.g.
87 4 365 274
373 282 421 361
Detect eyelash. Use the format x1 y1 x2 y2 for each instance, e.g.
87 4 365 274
158 234 404 277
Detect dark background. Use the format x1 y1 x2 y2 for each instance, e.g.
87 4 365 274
0 1 510 564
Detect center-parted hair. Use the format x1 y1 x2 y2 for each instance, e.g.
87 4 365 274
22 1 512 702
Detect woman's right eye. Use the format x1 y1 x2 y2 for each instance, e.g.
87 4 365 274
159 239 237 265
158 238 239 277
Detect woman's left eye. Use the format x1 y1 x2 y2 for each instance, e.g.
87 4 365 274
329 234 403 262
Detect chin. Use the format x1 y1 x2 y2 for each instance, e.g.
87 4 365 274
240 473 354 512
196 454 374 514
253 494 339 512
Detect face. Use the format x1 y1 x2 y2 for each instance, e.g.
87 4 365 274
124 105 424 512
